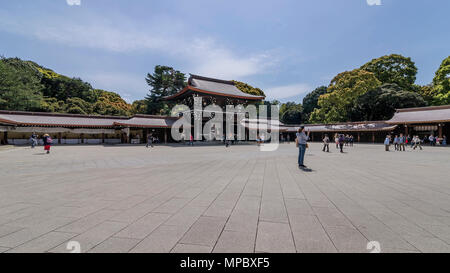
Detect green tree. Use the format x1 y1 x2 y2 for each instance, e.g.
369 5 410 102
280 102 304 124
93 90 131 116
350 83 427 121
131 99 148 114
361 54 418 90
0 56 133 116
145 65 186 115
65 97 93 114
431 56 450 105
301 86 327 122
0 57 44 111
309 69 381 123
419 84 437 104
261 100 280 118
233 81 266 97
42 76 97 103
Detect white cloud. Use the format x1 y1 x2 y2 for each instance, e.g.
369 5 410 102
0 10 283 101
0 12 275 81
185 38 275 79
66 0 81 6
366 0 382 6
264 84 311 100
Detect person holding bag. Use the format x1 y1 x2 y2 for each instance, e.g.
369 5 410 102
296 126 310 169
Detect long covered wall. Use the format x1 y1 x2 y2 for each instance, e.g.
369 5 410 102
1 105 449 145
0 111 176 145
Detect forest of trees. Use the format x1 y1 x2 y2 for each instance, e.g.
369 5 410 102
305 54 450 124
0 57 133 116
1 54 449 124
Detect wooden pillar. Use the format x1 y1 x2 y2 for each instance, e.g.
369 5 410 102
358 132 361 143
405 125 408 136
58 133 62 144
80 133 84 144
164 128 168 144
439 124 443 139
372 132 375 143
3 132 7 145
102 133 105 144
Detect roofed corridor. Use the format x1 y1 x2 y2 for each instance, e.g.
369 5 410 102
0 143 449 253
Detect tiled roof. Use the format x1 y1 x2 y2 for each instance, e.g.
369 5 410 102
241 118 288 131
166 74 265 100
284 122 398 133
387 105 450 124
0 111 176 128
113 115 177 128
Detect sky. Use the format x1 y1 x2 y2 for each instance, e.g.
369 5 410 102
0 0 449 103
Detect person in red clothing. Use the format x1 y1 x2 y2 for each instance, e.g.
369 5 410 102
43 134 53 154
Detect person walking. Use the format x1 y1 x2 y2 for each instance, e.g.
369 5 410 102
399 134 406 151
286 134 291 144
30 133 38 149
226 133 233 147
189 134 194 146
384 135 391 151
322 134 330 152
443 135 447 146
338 134 345 153
349 135 354 147
335 133 339 149
42 134 52 154
413 135 423 150
429 135 435 146
296 127 310 168
393 135 399 151
146 134 153 148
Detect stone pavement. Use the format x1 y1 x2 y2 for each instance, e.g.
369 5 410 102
0 143 449 253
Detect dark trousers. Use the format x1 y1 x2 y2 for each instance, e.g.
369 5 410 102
323 144 329 152
339 143 344 153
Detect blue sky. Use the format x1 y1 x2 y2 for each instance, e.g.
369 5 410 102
1 0 449 103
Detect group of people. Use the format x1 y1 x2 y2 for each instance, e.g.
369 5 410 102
295 130 356 169
422 134 447 146
29 133 53 154
322 133 355 153
384 134 447 151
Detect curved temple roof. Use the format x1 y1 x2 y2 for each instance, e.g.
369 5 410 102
387 105 450 124
165 74 265 101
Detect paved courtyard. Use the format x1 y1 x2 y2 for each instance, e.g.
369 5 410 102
0 143 449 253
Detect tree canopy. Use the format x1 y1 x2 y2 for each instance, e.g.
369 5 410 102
145 65 186 115
233 81 266 97
309 69 381 123
0 57 44 111
349 83 426 121
301 86 327 122
431 56 450 105
280 102 304 124
0 57 133 116
361 54 418 90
